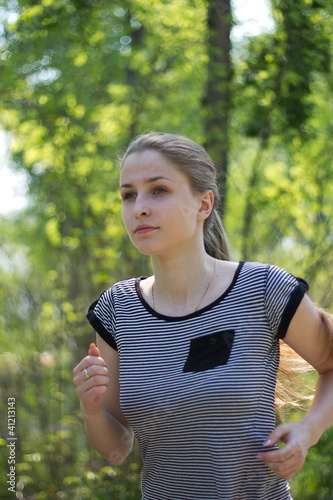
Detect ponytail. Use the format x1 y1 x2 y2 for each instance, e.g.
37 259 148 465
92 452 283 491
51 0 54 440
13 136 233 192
204 209 232 261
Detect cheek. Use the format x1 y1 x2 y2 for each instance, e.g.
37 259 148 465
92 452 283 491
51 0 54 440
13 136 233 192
174 199 200 228
121 205 131 228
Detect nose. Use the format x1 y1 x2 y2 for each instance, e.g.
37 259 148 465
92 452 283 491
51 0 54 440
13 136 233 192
132 194 151 219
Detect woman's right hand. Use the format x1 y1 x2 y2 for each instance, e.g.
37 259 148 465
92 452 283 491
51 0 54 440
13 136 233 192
73 342 109 416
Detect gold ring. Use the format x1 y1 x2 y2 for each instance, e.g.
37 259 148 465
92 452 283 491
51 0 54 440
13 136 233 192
82 368 90 380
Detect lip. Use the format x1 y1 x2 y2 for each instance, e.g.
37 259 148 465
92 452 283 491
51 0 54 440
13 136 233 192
134 224 158 235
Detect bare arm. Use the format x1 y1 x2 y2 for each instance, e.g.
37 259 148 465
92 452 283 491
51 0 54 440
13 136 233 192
73 337 134 465
258 295 333 479
285 297 333 445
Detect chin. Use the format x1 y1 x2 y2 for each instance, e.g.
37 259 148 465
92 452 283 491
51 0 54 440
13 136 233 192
132 242 160 256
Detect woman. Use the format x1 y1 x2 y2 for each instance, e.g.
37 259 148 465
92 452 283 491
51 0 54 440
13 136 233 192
73 132 333 500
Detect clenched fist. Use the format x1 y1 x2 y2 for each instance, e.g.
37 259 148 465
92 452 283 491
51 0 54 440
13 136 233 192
73 343 109 416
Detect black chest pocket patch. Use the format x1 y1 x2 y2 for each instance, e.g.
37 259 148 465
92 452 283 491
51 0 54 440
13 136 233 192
183 330 235 373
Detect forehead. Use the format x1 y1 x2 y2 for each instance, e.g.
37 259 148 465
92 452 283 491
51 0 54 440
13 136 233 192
120 150 186 185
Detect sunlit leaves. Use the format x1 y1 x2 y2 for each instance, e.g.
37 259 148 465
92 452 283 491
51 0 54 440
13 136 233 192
45 217 61 246
237 0 331 137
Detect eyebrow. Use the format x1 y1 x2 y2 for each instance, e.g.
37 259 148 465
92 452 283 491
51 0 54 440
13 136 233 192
120 176 176 189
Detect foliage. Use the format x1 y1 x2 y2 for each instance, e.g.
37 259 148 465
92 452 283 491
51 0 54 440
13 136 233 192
0 0 333 498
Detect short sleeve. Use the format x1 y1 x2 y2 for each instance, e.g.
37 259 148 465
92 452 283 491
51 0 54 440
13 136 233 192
265 265 309 339
86 289 117 351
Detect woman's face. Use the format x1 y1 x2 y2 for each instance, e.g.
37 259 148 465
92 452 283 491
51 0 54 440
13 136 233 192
120 150 209 257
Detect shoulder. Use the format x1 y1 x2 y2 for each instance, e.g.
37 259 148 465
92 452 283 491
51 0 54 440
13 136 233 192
237 261 270 285
99 277 139 301
240 261 269 274
242 261 308 289
257 263 309 339
110 277 139 297
264 263 309 297
88 277 140 318
87 277 141 350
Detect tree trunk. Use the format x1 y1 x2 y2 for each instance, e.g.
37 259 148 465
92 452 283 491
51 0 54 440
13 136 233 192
203 0 232 218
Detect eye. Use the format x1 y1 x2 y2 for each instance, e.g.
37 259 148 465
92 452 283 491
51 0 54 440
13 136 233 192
121 191 136 201
153 187 167 195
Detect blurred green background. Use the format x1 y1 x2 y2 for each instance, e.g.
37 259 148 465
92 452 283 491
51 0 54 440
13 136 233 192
0 0 333 498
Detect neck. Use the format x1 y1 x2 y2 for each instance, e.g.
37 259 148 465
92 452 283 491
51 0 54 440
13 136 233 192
150 248 217 315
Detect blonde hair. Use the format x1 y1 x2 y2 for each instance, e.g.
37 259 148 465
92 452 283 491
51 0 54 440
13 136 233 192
275 341 314 421
274 308 333 420
121 132 232 261
122 132 333 416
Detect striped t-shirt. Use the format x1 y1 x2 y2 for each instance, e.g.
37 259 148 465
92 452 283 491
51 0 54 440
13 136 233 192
87 261 309 500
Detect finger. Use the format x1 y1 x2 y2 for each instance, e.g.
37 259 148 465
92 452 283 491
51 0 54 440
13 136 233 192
73 354 106 375
258 445 294 463
89 342 101 357
259 451 305 483
83 374 109 390
76 365 108 383
73 364 108 387
261 434 279 449
80 383 109 407
257 425 294 462
283 465 303 481
268 463 298 480
80 387 108 416
261 435 305 463
261 449 296 467
75 373 109 394
89 362 108 375
264 456 303 480
262 424 292 447
85 384 108 398
88 342 106 367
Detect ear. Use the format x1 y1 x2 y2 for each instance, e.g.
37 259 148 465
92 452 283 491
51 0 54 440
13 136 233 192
198 191 214 221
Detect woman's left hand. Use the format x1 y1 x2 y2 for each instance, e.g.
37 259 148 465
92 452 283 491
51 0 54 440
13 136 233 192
256 422 313 480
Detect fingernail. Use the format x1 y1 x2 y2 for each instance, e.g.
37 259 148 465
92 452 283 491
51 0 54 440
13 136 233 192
90 343 96 349
263 439 272 447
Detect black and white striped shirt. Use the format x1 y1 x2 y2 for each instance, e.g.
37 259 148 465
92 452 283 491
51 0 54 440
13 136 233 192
87 261 308 500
